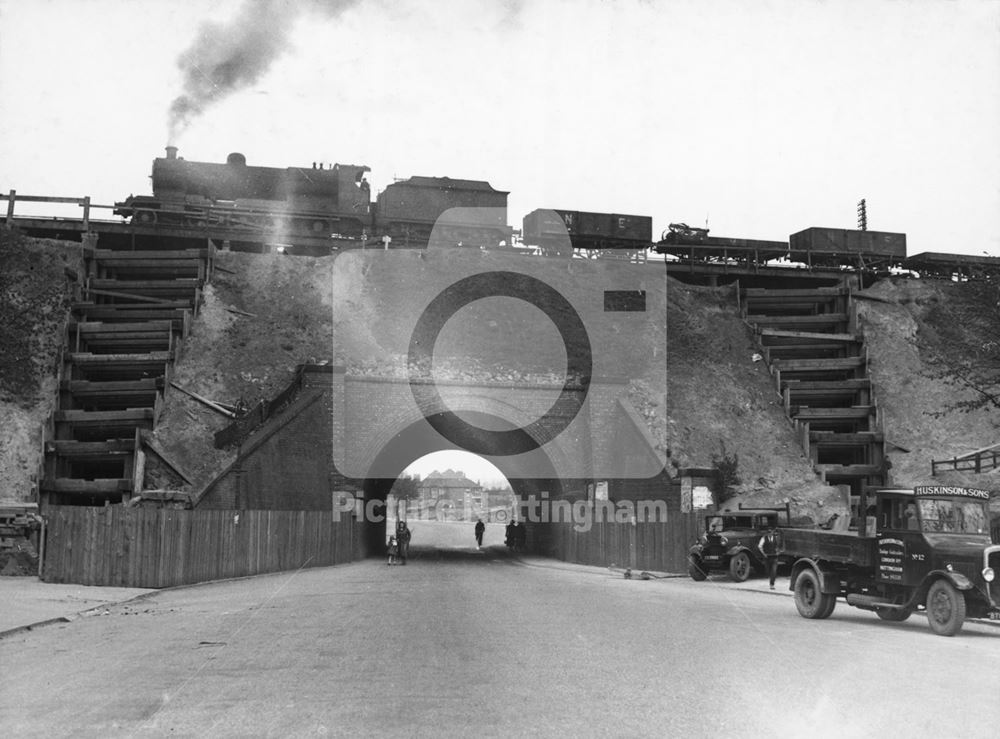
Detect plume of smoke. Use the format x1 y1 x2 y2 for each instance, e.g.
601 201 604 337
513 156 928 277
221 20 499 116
167 0 358 143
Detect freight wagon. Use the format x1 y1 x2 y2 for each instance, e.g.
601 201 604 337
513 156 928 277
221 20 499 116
522 208 652 256
789 227 907 269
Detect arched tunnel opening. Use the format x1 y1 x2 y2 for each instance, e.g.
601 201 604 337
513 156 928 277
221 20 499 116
357 412 565 559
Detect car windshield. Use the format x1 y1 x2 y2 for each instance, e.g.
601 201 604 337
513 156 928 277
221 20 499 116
916 498 990 534
706 515 753 532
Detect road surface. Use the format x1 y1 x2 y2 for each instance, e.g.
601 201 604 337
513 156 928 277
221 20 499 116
2 543 1000 737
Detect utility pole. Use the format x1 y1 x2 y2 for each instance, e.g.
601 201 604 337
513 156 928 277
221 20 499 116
857 198 868 231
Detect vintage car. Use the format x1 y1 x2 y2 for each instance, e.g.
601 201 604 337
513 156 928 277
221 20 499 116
688 510 784 582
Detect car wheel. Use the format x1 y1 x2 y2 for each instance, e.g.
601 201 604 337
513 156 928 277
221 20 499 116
688 555 708 581
729 551 752 582
794 569 835 619
926 580 966 636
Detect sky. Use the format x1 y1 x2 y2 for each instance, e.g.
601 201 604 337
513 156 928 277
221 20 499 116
1 0 998 483
1 0 998 254
401 451 510 488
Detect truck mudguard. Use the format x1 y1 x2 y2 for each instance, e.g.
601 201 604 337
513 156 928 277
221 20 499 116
926 570 974 591
790 559 841 594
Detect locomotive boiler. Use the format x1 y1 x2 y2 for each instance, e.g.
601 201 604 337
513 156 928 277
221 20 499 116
115 147 372 240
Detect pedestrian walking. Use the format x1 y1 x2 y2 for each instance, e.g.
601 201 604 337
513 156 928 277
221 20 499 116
387 536 399 566
757 525 783 590
474 518 485 549
505 520 515 550
509 520 525 552
396 520 411 565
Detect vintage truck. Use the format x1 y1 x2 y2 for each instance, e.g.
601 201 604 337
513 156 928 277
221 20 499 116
688 506 789 582
783 486 1000 636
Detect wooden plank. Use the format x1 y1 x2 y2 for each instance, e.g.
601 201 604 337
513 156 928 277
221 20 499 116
47 439 137 456
84 287 187 305
772 357 865 371
169 382 236 419
759 329 860 342
783 379 870 390
793 407 873 419
157 510 168 588
810 431 882 444
55 409 155 422
2 194 89 204
41 478 132 493
94 248 208 260
73 300 194 311
743 287 846 297
90 278 201 290
68 351 172 364
64 378 161 394
71 307 188 322
814 464 882 476
747 313 848 324
75 320 174 333
80 508 94 586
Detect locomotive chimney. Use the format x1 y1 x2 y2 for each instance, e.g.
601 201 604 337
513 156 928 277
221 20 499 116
165 145 178 160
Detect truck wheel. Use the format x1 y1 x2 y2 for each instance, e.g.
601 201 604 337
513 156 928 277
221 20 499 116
875 607 911 622
729 551 752 582
817 594 838 619
926 580 966 636
794 570 835 619
688 556 708 581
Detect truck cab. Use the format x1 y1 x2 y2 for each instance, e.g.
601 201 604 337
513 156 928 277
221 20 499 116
872 489 992 589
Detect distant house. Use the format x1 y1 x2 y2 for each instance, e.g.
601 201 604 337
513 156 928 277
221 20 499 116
418 469 483 520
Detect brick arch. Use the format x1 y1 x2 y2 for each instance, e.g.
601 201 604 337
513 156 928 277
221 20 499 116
342 377 586 481
357 411 569 556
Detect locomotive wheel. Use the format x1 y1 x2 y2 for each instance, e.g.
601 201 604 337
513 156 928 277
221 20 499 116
926 580 966 636
728 551 752 582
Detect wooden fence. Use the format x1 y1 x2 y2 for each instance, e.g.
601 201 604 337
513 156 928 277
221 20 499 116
931 448 1000 476
42 506 356 588
548 512 702 573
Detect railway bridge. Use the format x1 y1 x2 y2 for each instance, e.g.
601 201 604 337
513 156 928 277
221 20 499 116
196 365 669 555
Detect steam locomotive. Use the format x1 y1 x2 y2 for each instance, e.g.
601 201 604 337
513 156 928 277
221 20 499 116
114 147 511 249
